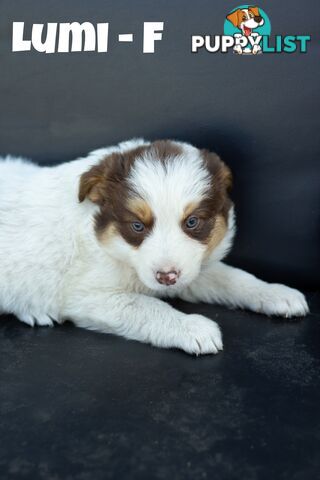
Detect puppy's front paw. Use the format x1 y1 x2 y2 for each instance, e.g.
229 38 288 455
19 313 54 327
178 315 223 355
250 284 309 318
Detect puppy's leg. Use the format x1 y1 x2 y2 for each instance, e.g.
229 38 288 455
61 292 223 355
180 262 309 318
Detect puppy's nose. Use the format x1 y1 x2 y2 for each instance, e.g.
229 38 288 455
254 15 262 22
156 270 180 286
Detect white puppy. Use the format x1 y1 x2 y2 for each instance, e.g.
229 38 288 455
0 139 308 354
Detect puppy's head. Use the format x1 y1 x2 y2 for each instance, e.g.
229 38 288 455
79 140 233 292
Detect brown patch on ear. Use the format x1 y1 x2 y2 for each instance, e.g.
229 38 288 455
226 9 242 27
221 164 233 192
127 198 154 227
79 140 182 207
78 145 149 206
249 6 260 17
201 149 233 193
78 164 108 205
204 215 227 257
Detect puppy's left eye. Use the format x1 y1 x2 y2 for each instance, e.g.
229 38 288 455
185 216 200 229
131 221 145 233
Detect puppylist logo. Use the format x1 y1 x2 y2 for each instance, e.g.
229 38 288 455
192 5 311 54
224 5 270 55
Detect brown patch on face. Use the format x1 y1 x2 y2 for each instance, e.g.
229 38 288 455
204 215 227 257
79 140 181 247
79 140 232 251
127 198 154 228
112 197 155 248
183 202 199 220
182 150 233 248
181 200 216 243
98 222 118 244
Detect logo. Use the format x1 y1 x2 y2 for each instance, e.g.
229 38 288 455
192 5 311 54
224 5 270 55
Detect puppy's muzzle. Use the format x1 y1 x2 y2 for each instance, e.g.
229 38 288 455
156 270 180 286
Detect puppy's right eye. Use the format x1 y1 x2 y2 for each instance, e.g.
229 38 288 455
185 216 200 229
131 221 145 233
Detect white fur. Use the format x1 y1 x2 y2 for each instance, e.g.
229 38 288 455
114 146 212 291
0 139 309 355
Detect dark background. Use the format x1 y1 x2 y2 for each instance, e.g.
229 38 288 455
0 0 319 289
0 3 320 479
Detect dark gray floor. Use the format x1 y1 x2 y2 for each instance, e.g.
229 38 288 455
0 293 319 480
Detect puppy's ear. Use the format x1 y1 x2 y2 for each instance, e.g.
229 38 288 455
249 6 260 17
79 145 149 205
220 163 233 192
226 9 242 27
79 164 107 205
202 150 233 192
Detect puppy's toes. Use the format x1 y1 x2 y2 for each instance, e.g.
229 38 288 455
35 314 54 327
178 315 223 355
19 314 35 327
36 314 53 327
252 284 309 318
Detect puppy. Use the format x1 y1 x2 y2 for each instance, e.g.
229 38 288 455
226 6 264 55
0 139 308 355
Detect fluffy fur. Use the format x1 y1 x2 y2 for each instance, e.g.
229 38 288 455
0 139 309 354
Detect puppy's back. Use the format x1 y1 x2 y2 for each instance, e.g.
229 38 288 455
0 156 77 321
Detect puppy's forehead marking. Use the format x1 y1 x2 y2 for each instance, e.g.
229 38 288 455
128 141 211 216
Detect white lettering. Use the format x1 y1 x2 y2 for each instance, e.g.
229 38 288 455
12 22 31 51
143 22 164 53
58 22 96 52
32 23 57 53
97 23 109 52
191 35 205 52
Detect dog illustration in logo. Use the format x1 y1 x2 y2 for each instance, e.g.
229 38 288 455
226 6 264 55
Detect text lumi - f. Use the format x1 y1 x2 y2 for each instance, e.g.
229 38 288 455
12 22 164 53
